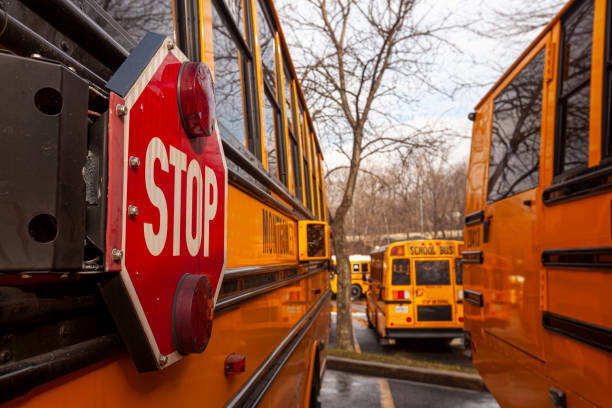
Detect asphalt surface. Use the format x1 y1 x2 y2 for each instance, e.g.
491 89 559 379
320 370 499 408
330 300 474 369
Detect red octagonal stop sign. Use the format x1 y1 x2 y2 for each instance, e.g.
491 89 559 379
103 33 227 371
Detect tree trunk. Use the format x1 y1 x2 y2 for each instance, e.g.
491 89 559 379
331 217 354 351
332 127 364 350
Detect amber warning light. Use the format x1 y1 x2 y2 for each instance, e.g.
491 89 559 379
178 62 215 137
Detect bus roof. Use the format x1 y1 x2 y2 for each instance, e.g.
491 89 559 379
474 0 575 111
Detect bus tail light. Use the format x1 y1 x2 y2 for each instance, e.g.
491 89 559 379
406 317 412 323
458 317 464 323
225 353 246 376
390 246 404 256
178 62 215 138
393 290 410 300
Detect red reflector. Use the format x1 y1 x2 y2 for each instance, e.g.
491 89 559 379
225 353 246 376
172 274 213 354
178 62 215 137
406 317 412 323
390 246 405 256
459 317 464 323
390 322 394 326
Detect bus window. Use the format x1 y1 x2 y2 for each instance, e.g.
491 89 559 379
415 260 450 285
555 0 593 176
212 4 249 149
263 92 278 178
352 263 360 273
302 121 313 211
391 259 410 285
455 258 463 285
361 263 369 273
487 49 545 202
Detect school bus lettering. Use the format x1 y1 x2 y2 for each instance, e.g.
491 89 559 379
409 246 436 255
262 209 294 256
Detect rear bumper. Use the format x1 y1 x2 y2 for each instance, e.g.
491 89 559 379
385 328 464 339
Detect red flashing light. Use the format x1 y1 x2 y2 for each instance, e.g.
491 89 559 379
421 243 425 246
436 242 440 246
178 62 215 138
390 246 405 256
225 353 246 376
172 274 213 354
458 317 464 323
406 317 412 323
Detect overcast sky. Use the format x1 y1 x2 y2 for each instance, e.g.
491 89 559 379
278 0 566 168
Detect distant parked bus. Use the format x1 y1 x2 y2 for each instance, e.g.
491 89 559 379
366 240 464 342
330 255 371 298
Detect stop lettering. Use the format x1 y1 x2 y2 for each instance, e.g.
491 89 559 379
143 137 218 258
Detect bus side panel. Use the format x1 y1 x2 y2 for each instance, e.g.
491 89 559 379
4 271 327 407
259 296 330 408
463 101 491 344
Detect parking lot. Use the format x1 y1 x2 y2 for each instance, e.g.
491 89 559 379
322 300 499 407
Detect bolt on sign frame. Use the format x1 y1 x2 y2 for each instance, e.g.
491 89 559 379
463 0 612 406
0 0 331 406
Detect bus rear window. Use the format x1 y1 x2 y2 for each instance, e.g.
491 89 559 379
455 258 463 285
392 259 411 285
415 260 450 285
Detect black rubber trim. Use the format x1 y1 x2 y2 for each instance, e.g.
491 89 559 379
0 334 123 403
461 251 483 264
385 328 463 339
542 247 612 269
225 289 331 407
383 300 413 305
542 312 612 354
464 210 484 226
464 289 483 307
215 264 328 314
542 164 612 205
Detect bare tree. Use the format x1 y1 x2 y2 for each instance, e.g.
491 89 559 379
278 0 454 350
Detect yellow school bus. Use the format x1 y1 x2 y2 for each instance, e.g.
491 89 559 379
330 255 371 298
0 0 331 406
463 1 612 406
366 240 464 341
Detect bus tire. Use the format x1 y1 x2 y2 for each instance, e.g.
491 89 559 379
308 351 321 408
350 284 362 299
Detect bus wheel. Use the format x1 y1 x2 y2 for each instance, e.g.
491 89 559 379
309 352 321 408
350 284 362 299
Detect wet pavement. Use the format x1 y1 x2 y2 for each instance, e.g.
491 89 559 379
330 300 473 369
320 370 499 408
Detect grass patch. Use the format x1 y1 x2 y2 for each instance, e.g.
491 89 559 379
328 348 478 374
